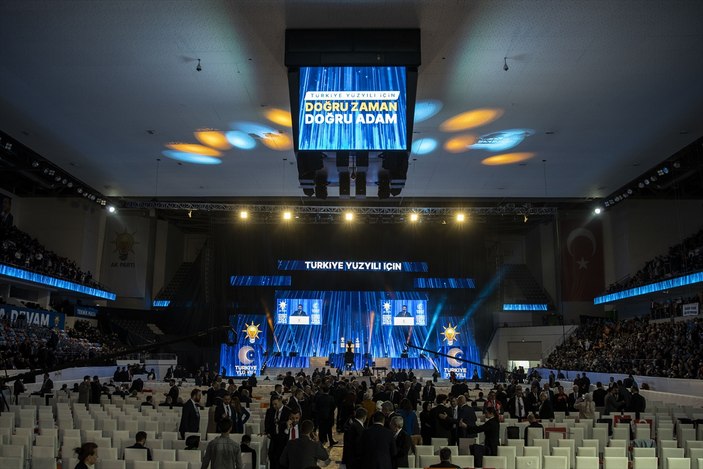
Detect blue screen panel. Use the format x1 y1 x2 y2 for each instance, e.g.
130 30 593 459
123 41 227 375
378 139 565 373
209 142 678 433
0 263 116 300
230 275 292 287
503 303 548 311
298 66 407 151
414 278 476 289
594 271 703 304
275 298 323 326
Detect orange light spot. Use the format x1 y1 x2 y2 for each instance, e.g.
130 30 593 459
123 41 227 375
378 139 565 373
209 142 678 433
439 108 503 132
264 108 293 127
194 130 232 150
444 134 477 153
261 132 293 151
481 152 535 166
165 143 222 157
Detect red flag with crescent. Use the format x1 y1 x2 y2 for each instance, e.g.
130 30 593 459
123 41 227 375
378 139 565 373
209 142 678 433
560 218 604 301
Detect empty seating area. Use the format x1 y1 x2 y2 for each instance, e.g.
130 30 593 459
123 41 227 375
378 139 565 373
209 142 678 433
0 382 270 469
399 401 703 469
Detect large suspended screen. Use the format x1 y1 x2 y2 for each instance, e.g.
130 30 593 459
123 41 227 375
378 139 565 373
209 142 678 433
298 66 407 151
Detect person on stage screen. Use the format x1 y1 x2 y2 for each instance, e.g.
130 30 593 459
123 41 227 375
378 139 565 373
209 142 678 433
292 304 308 317
396 305 411 317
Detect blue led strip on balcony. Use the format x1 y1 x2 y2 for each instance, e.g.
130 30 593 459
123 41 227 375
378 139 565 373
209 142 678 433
503 304 549 311
413 278 476 289
594 271 703 305
230 275 292 287
0 263 117 300
152 300 170 308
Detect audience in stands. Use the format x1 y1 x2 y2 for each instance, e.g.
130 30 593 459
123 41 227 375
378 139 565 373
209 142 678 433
607 226 703 293
1 225 101 288
544 316 703 379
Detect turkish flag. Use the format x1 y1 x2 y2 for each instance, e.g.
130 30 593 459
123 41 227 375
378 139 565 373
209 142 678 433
560 218 604 301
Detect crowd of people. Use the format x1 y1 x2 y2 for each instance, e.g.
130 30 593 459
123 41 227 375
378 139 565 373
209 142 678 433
0 317 125 370
607 226 703 293
0 224 100 288
543 316 703 379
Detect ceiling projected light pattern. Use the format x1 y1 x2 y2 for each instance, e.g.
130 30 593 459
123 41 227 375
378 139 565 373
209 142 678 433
162 109 294 165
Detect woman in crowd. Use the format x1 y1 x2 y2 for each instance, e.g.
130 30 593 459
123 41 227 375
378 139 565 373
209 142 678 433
74 442 98 469
574 393 596 420
231 396 251 433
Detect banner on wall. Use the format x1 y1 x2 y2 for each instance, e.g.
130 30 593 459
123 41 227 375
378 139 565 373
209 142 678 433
0 304 65 329
560 218 605 301
75 305 98 318
100 216 149 298
683 303 699 316
220 315 268 377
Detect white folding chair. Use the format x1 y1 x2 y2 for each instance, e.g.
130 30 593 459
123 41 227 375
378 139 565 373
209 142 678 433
553 447 571 469
667 459 691 469
544 456 568 469
498 446 517 469
633 449 656 459
160 463 189 469
578 448 597 457
97 460 126 469
575 457 599 469
517 456 540 469
524 446 542 469
32 446 55 458
124 448 149 462
604 457 629 469
133 462 160 469
419 455 441 467
0 457 23 469
604 447 626 458
153 449 177 462
432 438 450 450
483 455 508 469
453 455 474 468
32 457 57 469
661 449 685 469
176 450 202 464
633 459 659 469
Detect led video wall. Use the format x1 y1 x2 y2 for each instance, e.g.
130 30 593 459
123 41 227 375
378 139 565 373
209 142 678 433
298 66 407 151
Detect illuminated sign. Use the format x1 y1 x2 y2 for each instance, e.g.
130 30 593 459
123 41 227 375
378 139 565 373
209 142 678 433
277 260 427 272
298 66 407 151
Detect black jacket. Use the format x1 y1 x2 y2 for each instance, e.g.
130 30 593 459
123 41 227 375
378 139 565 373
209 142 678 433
361 423 397 469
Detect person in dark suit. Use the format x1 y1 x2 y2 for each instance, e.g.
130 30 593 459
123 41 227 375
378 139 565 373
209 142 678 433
396 305 411 317
361 411 397 469
422 381 436 403
429 447 462 469
166 380 179 403
390 415 413 469
430 394 453 439
126 431 152 461
456 395 478 439
179 388 202 438
240 434 257 468
343 407 367 469
279 419 330 469
314 386 337 446
291 304 307 317
524 414 544 444
466 406 500 456
37 373 53 395
538 392 555 421
265 397 291 469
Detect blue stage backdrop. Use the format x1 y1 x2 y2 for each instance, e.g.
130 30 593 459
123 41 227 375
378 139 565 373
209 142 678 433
220 314 268 377
257 290 481 376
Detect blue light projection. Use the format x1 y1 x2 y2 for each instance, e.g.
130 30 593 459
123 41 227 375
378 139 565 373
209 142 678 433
503 303 548 311
594 271 703 305
153 300 170 307
414 100 443 123
225 130 257 150
162 150 222 165
414 278 476 289
411 138 438 155
470 128 534 152
0 264 116 300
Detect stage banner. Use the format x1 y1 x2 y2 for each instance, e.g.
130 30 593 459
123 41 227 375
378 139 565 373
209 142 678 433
442 345 469 380
560 218 605 301
220 314 267 377
277 260 428 273
100 215 149 298
683 303 699 316
75 305 98 318
429 318 481 379
0 304 66 329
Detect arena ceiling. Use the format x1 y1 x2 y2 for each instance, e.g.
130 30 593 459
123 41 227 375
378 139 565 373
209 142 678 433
1 1 702 202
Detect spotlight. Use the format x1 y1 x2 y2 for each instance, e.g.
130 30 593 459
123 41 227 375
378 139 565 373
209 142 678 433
239 210 248 220
196 59 202 72
644 179 650 185
31 161 39 168
410 213 419 222
594 207 602 215
344 211 354 222
523 214 528 223
283 211 292 220
107 206 116 213
77 188 83 194
61 178 68 185
627 188 633 195
43 168 49 174
638 182 645 188
673 161 681 169
456 213 465 222
187 210 192 218
67 182 73 188
54 175 62 182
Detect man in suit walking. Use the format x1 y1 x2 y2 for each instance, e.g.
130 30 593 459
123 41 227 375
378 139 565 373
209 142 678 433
343 407 367 469
279 419 330 469
361 411 397 469
456 395 478 439
466 406 500 456
390 415 413 469
179 388 202 438
214 392 235 426
265 397 291 469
